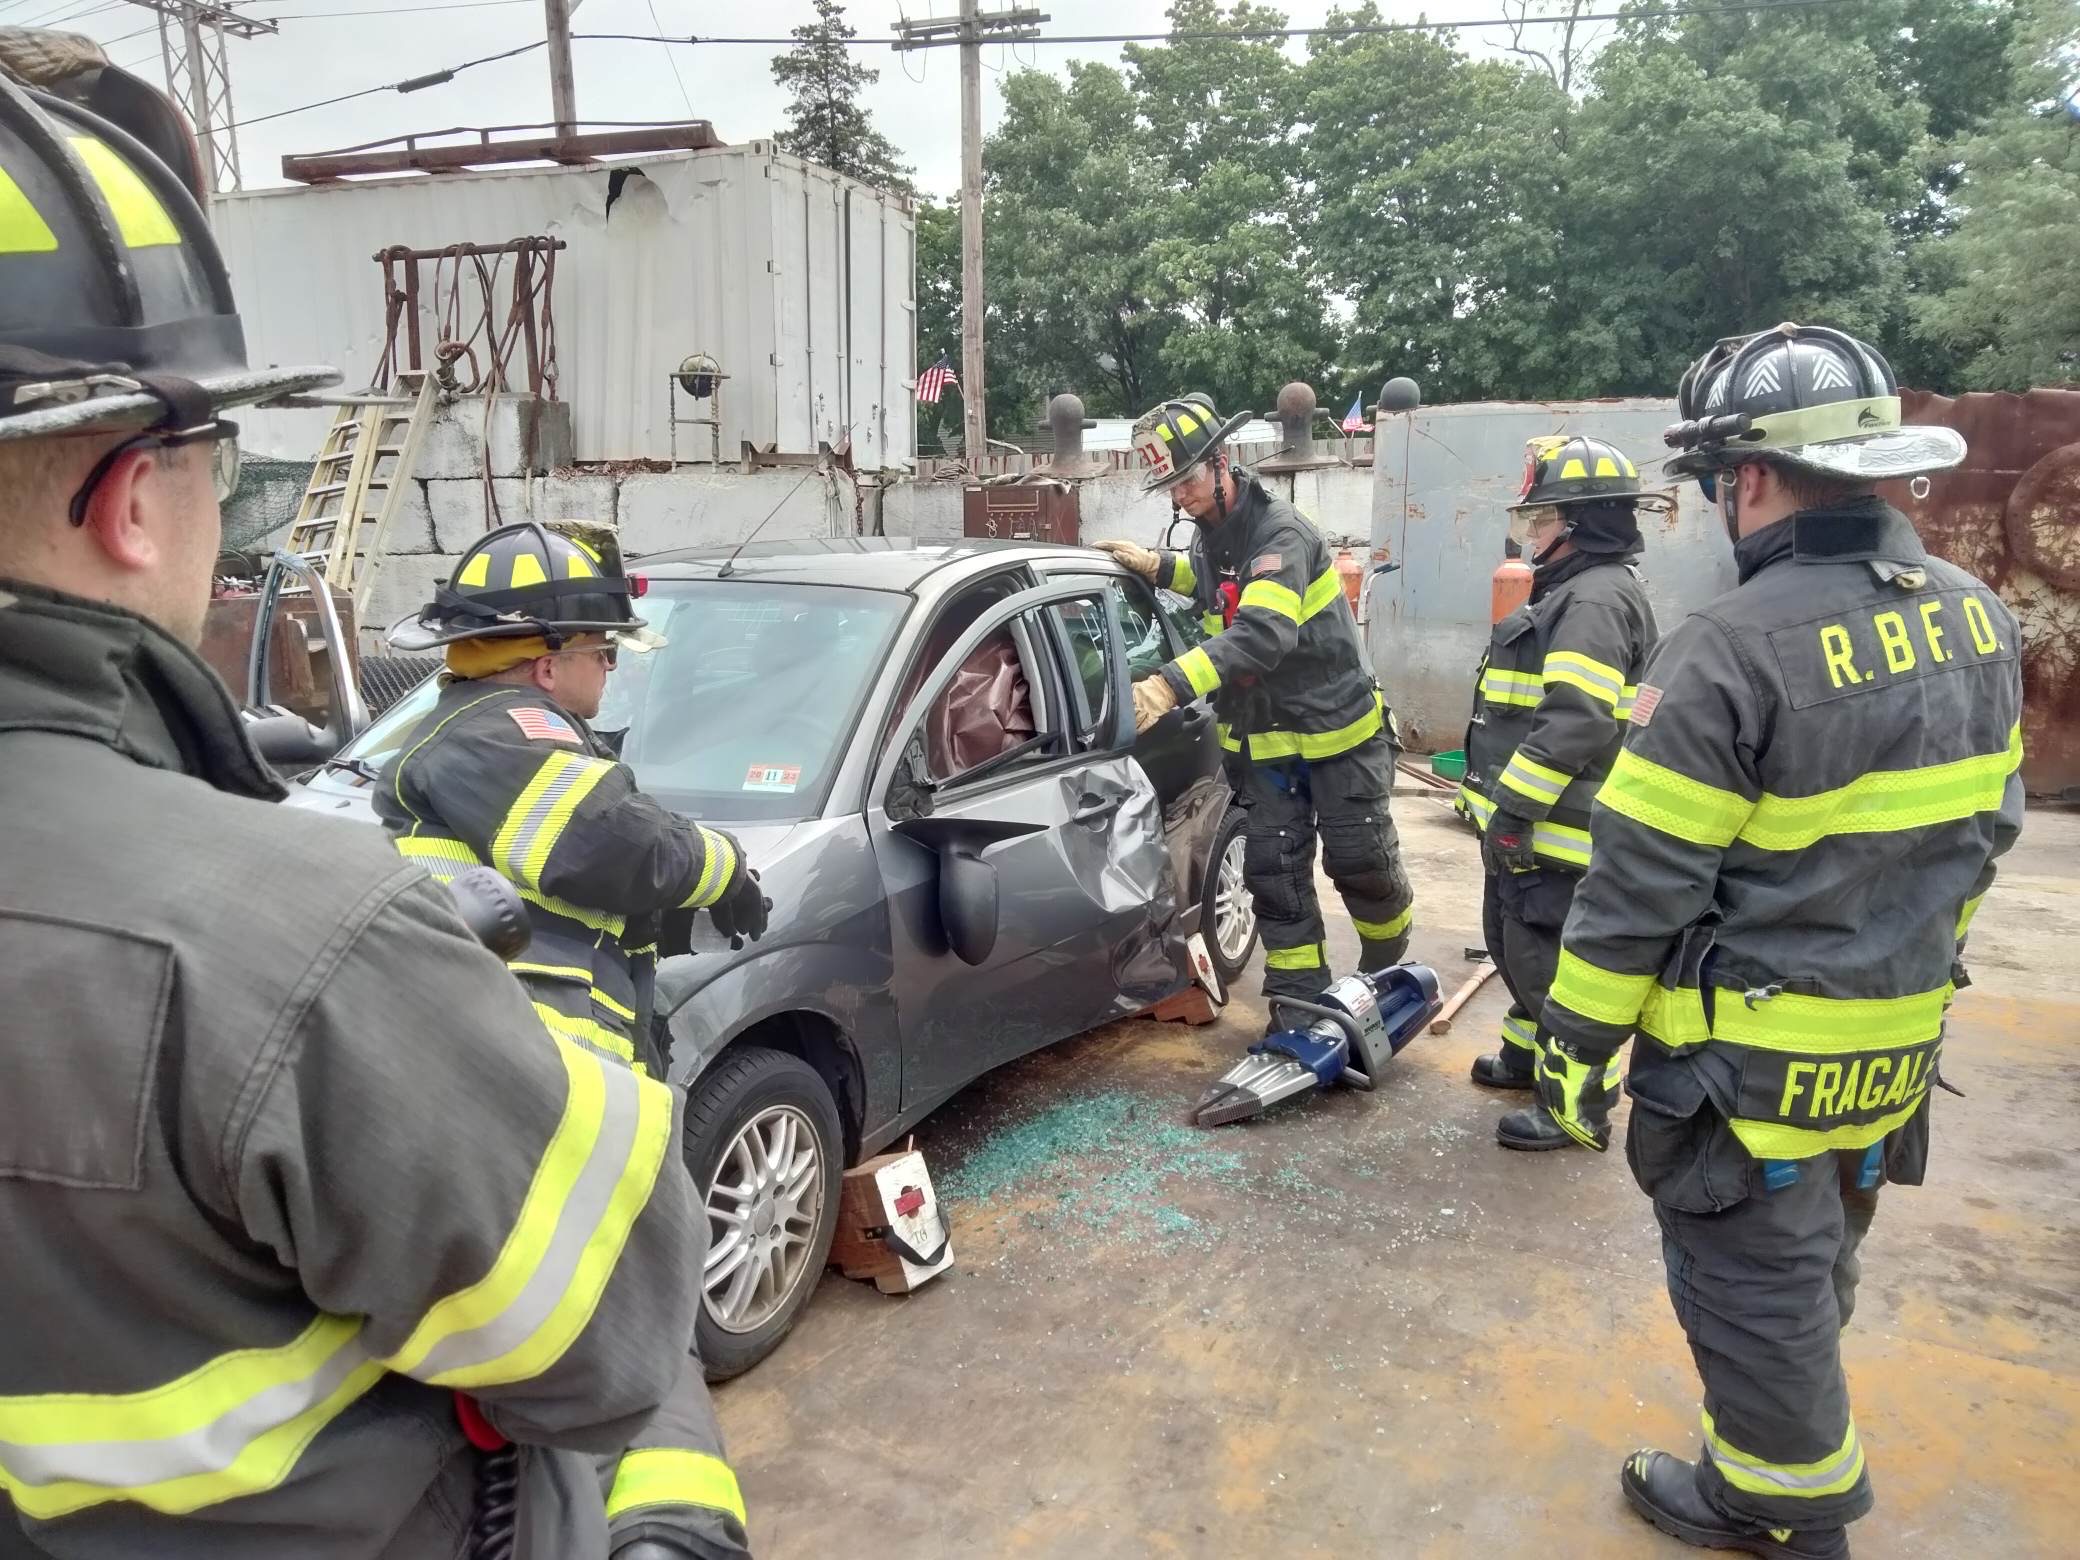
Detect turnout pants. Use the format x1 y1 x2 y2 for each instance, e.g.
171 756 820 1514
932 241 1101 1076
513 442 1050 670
1238 733 1415 1001
1478 864 1579 1075
1652 1141 1884 1530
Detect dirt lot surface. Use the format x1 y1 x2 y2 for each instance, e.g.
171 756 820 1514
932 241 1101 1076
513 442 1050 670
717 796 2080 1559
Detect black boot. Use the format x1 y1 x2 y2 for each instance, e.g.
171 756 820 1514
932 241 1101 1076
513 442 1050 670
1470 1050 1536 1090
1496 1103 1580 1150
1620 1451 1849 1559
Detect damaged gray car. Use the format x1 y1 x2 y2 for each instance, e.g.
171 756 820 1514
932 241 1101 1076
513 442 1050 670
286 539 1257 1377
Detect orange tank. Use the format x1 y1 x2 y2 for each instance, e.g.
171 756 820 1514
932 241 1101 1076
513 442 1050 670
1490 555 1533 622
1334 546 1363 608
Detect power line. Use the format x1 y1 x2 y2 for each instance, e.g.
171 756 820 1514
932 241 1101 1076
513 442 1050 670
645 0 695 120
536 0 1873 50
245 0 534 17
218 0 1865 139
17 0 124 27
228 35 544 129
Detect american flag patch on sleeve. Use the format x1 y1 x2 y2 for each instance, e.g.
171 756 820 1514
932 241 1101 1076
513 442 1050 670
1250 552 1283 576
1628 685 1663 728
507 706 581 744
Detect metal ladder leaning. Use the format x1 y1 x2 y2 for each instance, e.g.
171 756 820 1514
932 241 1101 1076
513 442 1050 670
284 369 438 620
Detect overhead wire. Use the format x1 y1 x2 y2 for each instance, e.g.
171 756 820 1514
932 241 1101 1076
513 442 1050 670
15 0 123 28
567 0 1872 48
213 0 1868 137
246 0 536 17
645 0 696 119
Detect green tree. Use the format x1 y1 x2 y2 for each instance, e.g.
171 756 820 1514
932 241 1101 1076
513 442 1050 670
982 61 1172 426
1125 1 1336 411
913 198 964 453
1300 7 1576 400
1562 23 1904 396
1912 0 2080 386
771 0 915 196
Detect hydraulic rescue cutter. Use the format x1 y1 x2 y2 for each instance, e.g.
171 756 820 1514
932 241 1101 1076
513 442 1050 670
1192 965 1441 1127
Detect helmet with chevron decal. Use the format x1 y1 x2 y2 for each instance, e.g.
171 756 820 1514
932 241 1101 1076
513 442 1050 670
1662 322 1963 483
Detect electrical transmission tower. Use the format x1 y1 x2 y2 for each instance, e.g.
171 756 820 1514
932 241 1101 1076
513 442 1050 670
124 2 279 195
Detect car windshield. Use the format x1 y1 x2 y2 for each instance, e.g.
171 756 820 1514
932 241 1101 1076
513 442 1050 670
336 579 909 823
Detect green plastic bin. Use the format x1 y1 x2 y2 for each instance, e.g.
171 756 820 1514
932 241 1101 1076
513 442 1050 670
1430 749 1467 782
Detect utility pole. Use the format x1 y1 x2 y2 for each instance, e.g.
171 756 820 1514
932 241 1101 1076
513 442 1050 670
124 2 279 196
543 0 577 139
894 5 1046 463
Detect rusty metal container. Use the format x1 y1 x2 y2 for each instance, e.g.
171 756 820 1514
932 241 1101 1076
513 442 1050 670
199 584 359 725
1883 389 2080 800
963 481 1081 545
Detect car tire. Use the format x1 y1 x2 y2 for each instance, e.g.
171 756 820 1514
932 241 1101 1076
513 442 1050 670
1202 805 1259 988
682 1045 844 1382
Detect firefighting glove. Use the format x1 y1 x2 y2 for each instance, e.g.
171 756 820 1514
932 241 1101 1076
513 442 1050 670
1481 805 1541 875
1132 674 1180 733
1093 540 1160 581
705 830 771 947
1534 1036 1621 1152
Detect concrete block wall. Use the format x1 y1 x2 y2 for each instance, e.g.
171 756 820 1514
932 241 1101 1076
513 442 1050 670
416 396 575 481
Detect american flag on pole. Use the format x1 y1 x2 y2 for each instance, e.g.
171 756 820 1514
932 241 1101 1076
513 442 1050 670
917 353 958 405
1340 393 1366 433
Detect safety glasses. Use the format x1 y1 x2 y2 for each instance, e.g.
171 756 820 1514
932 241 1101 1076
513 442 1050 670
66 417 240 526
554 641 619 671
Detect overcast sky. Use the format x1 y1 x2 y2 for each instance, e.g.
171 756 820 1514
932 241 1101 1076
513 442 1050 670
34 0 1558 194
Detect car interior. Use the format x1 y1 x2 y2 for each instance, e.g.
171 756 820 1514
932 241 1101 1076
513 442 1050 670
885 574 1051 785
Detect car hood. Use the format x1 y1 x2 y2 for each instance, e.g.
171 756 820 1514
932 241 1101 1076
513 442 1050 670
284 768 867 1015
285 767 812 863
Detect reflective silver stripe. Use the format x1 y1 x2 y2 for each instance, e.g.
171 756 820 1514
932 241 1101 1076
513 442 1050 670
413 1059 644 1380
1703 1413 1864 1496
1500 754 1567 803
0 1322 374 1489
494 754 606 886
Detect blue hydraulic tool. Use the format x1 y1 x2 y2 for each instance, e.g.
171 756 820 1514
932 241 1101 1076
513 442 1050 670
1192 964 1442 1127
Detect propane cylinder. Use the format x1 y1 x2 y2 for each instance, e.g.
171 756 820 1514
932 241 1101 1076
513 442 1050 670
1491 554 1533 622
1335 547 1363 608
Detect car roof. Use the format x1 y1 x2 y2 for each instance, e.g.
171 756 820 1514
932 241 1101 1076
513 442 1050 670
633 536 1123 596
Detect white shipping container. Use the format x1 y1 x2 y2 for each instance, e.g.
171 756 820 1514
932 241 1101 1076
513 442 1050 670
212 144 916 469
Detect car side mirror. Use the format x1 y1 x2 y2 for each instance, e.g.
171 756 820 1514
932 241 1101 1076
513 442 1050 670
891 814 1044 966
244 711 342 768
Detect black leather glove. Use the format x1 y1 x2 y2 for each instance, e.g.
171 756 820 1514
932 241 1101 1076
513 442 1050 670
705 830 770 947
1482 804 1541 875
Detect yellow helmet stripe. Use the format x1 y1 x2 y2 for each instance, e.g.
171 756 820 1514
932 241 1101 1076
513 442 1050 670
509 551 548 588
457 551 493 588
0 169 58 254
68 138 180 248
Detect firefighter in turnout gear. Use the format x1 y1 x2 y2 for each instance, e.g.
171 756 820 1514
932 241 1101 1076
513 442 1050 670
1095 394 1415 1012
0 48 747 1560
378 521 770 1079
1461 435 1661 1151
1539 324 2024 1558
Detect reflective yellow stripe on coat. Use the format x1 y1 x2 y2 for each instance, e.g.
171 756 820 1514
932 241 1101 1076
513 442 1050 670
0 1038 674 1518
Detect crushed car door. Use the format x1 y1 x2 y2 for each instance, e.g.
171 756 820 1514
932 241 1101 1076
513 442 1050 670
869 579 1190 1110
1048 572 1229 938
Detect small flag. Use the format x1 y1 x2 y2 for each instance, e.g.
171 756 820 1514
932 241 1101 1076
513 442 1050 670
1340 393 1366 433
507 705 581 745
917 353 959 405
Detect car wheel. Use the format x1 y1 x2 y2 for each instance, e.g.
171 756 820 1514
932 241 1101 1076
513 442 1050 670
682 1045 844 1382
1202 805 1259 987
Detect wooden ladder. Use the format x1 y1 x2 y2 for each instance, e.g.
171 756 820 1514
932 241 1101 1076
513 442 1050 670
284 370 438 617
